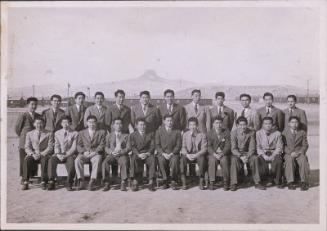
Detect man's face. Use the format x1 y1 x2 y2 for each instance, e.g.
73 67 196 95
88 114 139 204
75 95 85 105
262 120 273 131
287 98 296 108
140 94 150 105
289 119 299 130
213 120 223 130
164 92 174 105
61 119 70 129
87 119 97 130
192 92 201 104
188 121 197 132
116 93 125 105
264 96 273 107
28 101 37 112
164 117 173 128
113 120 123 132
34 120 44 130
240 96 251 108
237 121 247 132
95 95 104 106
51 97 61 109
216 96 224 106
137 121 146 133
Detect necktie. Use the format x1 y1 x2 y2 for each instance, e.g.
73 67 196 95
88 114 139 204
142 106 147 115
116 133 122 150
53 110 57 123
241 109 245 117
64 131 68 149
266 108 270 116
191 134 197 153
168 104 172 114
38 131 41 142
218 107 222 117
194 104 198 114
78 107 82 120
290 109 293 117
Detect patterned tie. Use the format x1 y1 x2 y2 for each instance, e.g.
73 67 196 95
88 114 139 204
266 108 270 116
218 107 222 117
191 134 197 154
194 104 198 114
241 109 245 117
64 131 68 150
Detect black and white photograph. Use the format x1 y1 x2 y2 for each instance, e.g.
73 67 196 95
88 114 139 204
0 1 326 230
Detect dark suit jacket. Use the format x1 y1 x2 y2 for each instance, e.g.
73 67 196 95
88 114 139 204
282 128 309 156
283 107 308 132
129 131 155 155
207 105 235 131
256 106 284 132
108 104 131 134
42 108 65 132
15 112 41 149
76 129 106 155
155 127 182 155
231 128 256 157
65 104 87 131
105 132 130 156
131 103 161 134
84 105 111 131
207 128 231 156
159 103 186 131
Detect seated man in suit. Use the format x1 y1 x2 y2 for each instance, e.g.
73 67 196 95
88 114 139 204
65 92 87 132
75 115 106 191
256 92 284 132
42 94 65 133
207 92 235 132
129 118 156 191
233 93 259 131
156 114 182 190
84 91 111 131
102 117 130 192
283 95 308 132
15 97 41 183
180 117 208 190
47 115 78 191
108 90 132 134
230 116 266 191
283 116 309 191
131 91 161 134
256 117 284 188
207 116 231 191
184 89 209 134
22 117 54 190
159 89 187 131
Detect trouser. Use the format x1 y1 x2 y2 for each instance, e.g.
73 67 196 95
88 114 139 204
19 148 26 177
157 154 180 182
102 154 129 182
23 155 50 182
284 154 310 184
230 155 262 185
208 155 229 183
257 154 283 184
180 154 207 178
75 154 102 180
130 154 156 181
48 154 76 184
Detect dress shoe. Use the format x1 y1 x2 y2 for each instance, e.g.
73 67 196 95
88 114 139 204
121 181 127 191
76 179 84 191
287 183 296 190
223 183 230 191
277 183 284 189
47 180 55 190
171 181 178 190
300 182 309 191
88 179 96 191
66 183 74 191
102 182 110 191
40 181 47 190
22 181 29 190
161 181 169 189
148 180 155 191
230 184 237 191
199 178 205 190
209 182 215 190
255 183 266 190
131 179 138 191
181 175 187 190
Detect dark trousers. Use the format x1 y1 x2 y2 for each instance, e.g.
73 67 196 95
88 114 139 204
23 155 50 182
257 154 283 184
208 155 229 183
102 154 129 182
284 154 310 184
157 154 180 182
180 154 207 178
19 148 26 177
230 155 262 185
48 155 76 184
130 154 156 181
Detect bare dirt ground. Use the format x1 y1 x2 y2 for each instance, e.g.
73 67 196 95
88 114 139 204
4 103 320 224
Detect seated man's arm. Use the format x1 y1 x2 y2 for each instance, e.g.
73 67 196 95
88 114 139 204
172 131 182 155
66 132 78 156
24 133 34 156
41 133 54 156
231 132 242 157
196 134 208 156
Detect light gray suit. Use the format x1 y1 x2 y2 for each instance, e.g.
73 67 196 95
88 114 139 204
84 105 111 131
184 102 209 134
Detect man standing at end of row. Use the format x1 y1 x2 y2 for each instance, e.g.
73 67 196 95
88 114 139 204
283 95 308 132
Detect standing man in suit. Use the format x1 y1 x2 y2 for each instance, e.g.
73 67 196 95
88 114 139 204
75 115 106 191
22 117 54 190
230 116 266 191
84 91 111 131
283 95 308 132
42 94 65 132
156 114 182 190
131 91 161 134
256 92 284 132
283 116 310 191
129 118 156 191
65 92 87 132
207 92 235 132
184 89 209 134
207 116 231 191
180 117 208 190
102 117 130 192
108 90 131 134
47 115 78 191
159 89 187 131
15 97 41 182
233 93 259 131
256 117 284 188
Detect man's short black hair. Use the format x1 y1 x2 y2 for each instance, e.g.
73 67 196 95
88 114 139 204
212 116 224 123
262 116 273 123
287 94 297 102
115 89 125 97
163 114 173 121
94 91 105 98
236 116 248 125
140 91 150 97
50 94 62 102
188 117 199 125
136 117 146 125
191 89 201 96
239 93 251 101
86 115 98 122
263 92 274 100
289 116 300 122
34 117 45 123
60 115 72 123
74 92 86 99
26 97 38 104
164 89 175 96
113 117 123 123
215 92 225 99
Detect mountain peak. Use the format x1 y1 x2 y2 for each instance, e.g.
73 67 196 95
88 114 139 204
139 69 162 81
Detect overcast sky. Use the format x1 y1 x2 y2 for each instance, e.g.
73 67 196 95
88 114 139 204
7 6 320 90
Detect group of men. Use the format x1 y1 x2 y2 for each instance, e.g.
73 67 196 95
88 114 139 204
15 88 310 192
